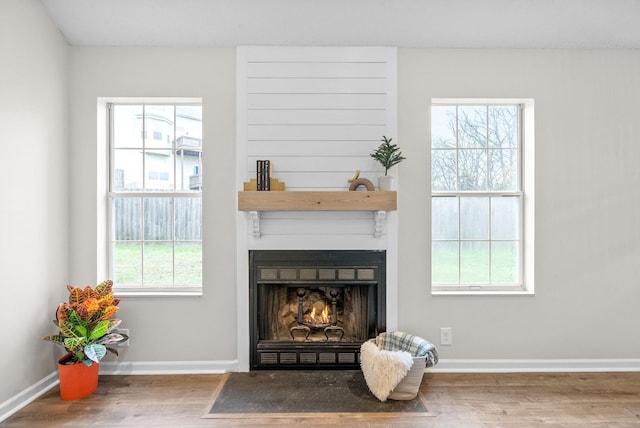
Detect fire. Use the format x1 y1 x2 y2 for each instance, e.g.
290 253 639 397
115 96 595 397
310 306 329 323
306 304 330 326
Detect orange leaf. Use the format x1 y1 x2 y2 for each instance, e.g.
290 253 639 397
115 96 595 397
83 286 98 299
95 280 112 296
67 286 84 305
56 304 70 322
101 305 119 320
84 298 100 313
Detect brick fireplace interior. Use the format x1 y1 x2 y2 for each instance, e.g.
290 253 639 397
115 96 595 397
249 250 386 370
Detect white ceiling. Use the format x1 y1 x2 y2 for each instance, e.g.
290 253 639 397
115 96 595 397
41 0 640 48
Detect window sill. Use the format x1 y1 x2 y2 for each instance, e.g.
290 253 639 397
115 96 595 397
431 288 534 296
114 289 203 298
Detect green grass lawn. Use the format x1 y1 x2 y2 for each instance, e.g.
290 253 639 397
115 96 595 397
432 241 519 284
113 242 202 286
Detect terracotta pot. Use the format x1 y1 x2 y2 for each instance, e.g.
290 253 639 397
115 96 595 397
57 354 99 400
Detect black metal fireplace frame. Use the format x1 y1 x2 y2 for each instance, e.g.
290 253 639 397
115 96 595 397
249 250 386 370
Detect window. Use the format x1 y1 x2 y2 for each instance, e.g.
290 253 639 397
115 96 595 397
431 99 534 294
109 102 203 293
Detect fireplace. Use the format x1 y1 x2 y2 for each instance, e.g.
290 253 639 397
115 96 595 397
250 250 386 369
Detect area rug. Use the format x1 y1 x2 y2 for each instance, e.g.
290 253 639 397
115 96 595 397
204 370 430 419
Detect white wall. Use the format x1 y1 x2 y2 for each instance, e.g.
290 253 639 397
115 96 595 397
399 49 640 360
0 0 69 406
67 48 640 370
68 47 237 363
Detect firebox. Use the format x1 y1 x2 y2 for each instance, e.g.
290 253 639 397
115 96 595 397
250 250 386 369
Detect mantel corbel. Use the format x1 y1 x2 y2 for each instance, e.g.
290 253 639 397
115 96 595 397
249 211 260 237
373 211 387 238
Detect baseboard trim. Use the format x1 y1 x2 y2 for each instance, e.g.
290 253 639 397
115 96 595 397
98 359 239 375
0 372 59 423
430 358 640 373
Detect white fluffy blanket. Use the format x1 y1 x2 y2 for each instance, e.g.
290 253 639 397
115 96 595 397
360 340 414 402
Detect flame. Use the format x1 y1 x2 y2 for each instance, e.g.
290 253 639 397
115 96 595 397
308 305 330 325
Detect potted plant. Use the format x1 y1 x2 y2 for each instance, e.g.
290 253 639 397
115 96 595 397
370 136 406 190
42 280 129 400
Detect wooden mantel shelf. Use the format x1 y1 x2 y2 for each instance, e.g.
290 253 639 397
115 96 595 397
238 191 397 238
237 191 397 212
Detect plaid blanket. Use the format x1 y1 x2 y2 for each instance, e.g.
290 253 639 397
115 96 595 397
375 331 439 368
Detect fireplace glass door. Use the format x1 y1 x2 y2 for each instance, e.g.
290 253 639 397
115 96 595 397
250 250 386 369
259 284 372 343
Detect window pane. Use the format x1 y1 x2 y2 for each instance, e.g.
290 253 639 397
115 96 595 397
458 106 487 148
459 149 487 190
461 197 489 240
144 150 174 191
489 149 517 191
144 198 172 240
113 105 143 149
491 196 520 240
491 241 519 283
431 106 456 148
176 105 202 145
432 197 458 240
113 149 143 191
432 241 459 283
488 106 517 148
432 149 457 191
113 197 141 240
143 242 173 285
175 105 203 191
144 105 174 149
175 242 202 286
175 198 202 240
460 241 489 283
113 242 141 285
176 151 202 191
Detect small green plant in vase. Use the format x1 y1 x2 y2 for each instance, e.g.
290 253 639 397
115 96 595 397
370 136 405 190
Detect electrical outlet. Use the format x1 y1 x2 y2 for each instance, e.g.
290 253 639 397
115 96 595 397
116 328 130 347
440 327 452 346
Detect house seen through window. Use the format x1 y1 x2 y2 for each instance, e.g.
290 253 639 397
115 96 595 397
109 103 202 292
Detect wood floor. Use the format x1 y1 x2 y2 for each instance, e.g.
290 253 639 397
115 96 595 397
2 372 640 427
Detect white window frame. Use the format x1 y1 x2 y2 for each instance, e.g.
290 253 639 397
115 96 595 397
431 98 534 295
107 99 203 296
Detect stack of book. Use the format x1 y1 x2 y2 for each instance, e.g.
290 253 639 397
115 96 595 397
256 160 271 191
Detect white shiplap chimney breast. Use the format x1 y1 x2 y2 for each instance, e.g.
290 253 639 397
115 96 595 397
236 46 398 370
